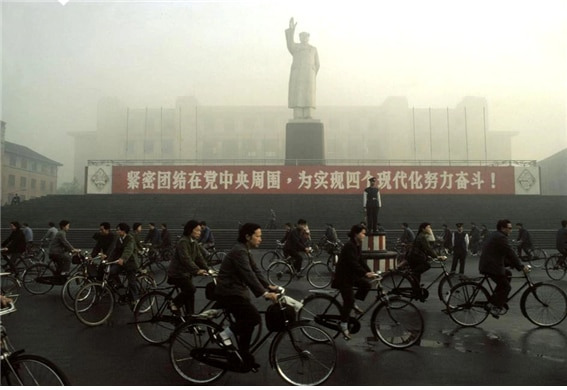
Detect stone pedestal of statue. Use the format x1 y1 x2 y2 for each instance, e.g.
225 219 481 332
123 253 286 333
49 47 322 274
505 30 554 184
285 120 325 165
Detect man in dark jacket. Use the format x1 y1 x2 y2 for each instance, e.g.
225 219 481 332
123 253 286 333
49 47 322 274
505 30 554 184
91 222 117 259
1 221 27 274
556 220 567 265
283 219 311 272
215 223 278 371
479 219 530 318
515 223 534 260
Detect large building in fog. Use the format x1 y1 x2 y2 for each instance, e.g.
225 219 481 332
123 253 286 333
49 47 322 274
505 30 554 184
70 95 518 186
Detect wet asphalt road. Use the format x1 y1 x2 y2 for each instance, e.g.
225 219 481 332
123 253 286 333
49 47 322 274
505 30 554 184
1 253 566 386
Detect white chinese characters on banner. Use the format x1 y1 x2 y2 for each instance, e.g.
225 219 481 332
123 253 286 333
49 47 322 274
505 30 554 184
112 165 515 195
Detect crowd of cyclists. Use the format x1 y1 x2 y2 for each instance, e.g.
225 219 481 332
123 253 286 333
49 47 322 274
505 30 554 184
1 216 566 384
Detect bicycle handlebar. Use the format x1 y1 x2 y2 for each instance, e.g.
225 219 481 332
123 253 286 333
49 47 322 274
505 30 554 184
0 301 16 316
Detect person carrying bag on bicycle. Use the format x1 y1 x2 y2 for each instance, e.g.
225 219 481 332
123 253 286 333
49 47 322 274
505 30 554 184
214 222 279 371
334 224 377 340
479 219 530 318
407 222 447 297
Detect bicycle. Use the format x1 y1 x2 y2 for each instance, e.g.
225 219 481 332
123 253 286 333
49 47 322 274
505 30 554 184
446 266 567 327
200 244 226 271
60 253 103 311
511 240 548 268
266 252 333 289
0 302 71 385
260 240 286 270
544 253 567 280
73 259 156 326
21 250 90 295
169 288 337 386
0 273 21 303
138 244 168 286
380 257 461 304
297 272 424 349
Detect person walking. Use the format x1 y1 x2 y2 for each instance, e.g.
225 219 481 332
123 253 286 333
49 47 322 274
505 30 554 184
333 224 377 340
451 223 469 275
363 177 381 234
479 219 530 318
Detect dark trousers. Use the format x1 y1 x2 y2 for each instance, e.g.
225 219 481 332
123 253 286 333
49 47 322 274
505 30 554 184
366 205 379 232
110 264 140 301
51 253 71 275
216 296 261 361
285 250 303 272
487 270 512 308
2 252 21 274
451 250 467 274
168 276 197 315
339 278 372 322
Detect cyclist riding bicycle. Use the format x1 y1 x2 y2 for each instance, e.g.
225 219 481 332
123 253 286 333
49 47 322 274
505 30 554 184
479 219 530 318
1 221 27 274
167 220 208 315
555 220 567 266
48 220 81 276
407 222 447 295
283 219 312 272
214 222 279 371
109 223 141 306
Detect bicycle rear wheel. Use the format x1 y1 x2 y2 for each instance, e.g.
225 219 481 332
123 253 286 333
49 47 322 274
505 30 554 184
520 283 567 327
267 261 294 287
169 320 225 384
545 254 566 281
298 294 342 340
528 248 547 268
74 282 115 326
261 250 282 270
446 281 490 327
271 324 336 386
437 273 463 304
1 354 70 385
370 297 424 349
22 264 55 295
135 290 183 344
306 262 332 289
380 270 414 300
61 275 90 311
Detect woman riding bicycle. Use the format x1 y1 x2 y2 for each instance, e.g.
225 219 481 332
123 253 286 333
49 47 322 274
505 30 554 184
407 222 447 292
333 224 377 340
214 222 279 371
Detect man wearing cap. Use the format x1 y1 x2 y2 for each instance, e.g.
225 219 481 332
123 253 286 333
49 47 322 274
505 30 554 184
451 223 469 274
363 177 381 234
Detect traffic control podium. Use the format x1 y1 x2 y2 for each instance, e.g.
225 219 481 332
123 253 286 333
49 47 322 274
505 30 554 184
361 232 398 272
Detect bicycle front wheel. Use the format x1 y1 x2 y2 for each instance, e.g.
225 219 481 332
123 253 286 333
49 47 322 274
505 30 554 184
370 297 424 349
74 282 115 326
271 324 336 386
22 264 55 295
135 290 183 344
169 320 225 384
306 262 332 289
446 282 490 327
520 283 567 327
148 260 168 285
1 354 70 385
1 274 21 303
528 248 547 268
545 254 566 281
207 251 226 271
261 250 282 270
61 275 90 311
298 294 342 340
267 261 294 287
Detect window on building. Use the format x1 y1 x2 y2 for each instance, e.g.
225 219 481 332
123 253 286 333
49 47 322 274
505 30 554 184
9 155 17 166
21 159 27 169
20 177 27 188
31 161 38 171
41 180 46 190
8 175 15 187
31 179 37 189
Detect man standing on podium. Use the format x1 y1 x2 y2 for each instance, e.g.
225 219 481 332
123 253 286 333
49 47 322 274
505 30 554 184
363 177 382 234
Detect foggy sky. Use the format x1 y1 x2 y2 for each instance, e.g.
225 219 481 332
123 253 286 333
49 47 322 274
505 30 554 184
2 0 566 183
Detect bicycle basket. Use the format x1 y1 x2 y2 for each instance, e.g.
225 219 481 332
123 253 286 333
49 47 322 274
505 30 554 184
205 281 217 301
265 303 296 332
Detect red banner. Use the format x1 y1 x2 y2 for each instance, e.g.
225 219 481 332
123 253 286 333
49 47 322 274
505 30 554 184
111 165 515 195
